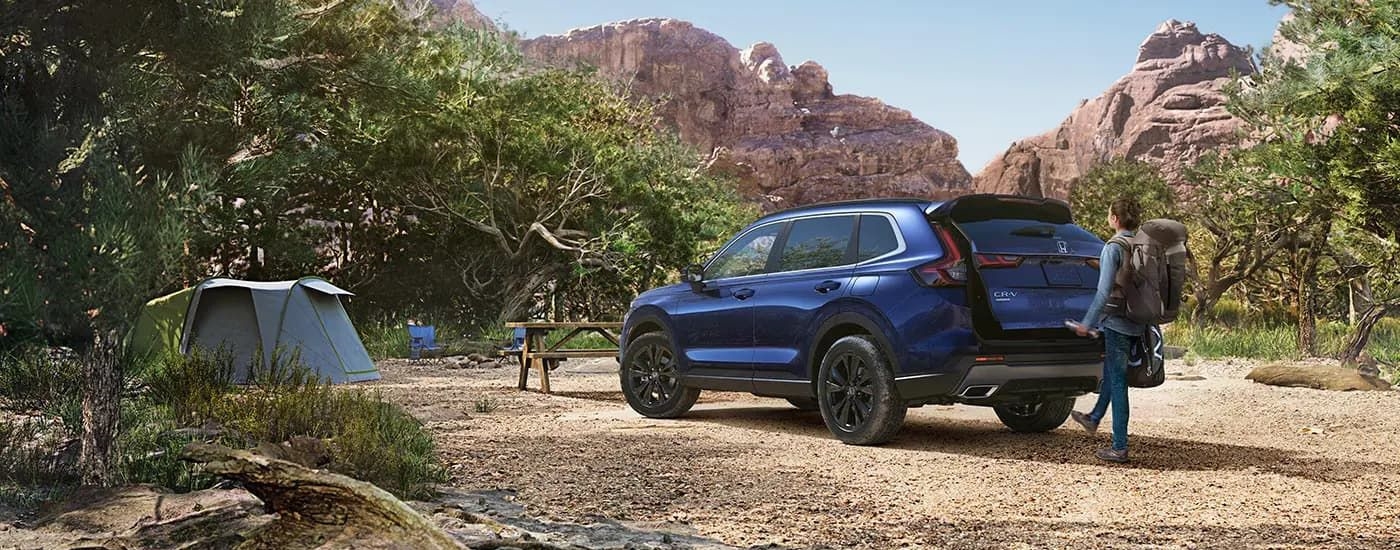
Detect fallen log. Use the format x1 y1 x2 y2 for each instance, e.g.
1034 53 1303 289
1245 363 1393 392
181 442 461 549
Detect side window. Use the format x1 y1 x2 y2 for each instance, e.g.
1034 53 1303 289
707 223 783 280
778 215 856 272
856 215 899 261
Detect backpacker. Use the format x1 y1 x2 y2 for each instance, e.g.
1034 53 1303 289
1107 219 1189 325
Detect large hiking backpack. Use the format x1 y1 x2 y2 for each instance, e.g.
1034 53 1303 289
1107 219 1189 325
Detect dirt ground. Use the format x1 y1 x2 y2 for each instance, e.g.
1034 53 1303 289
372 357 1400 549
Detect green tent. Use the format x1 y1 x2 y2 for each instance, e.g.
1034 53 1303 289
127 277 380 384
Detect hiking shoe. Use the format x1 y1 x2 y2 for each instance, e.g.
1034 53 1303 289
1070 411 1099 433
1095 448 1129 463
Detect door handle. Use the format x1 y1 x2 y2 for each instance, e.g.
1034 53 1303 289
814 280 841 294
733 288 755 300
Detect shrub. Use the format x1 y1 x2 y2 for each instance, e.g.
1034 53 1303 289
1208 298 1248 328
102 350 449 500
0 348 83 415
141 348 235 425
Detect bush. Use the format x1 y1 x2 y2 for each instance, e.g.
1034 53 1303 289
130 352 447 500
0 348 83 416
141 348 235 425
1209 299 1248 328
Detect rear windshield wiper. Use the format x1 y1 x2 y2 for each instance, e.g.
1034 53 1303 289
1009 224 1057 238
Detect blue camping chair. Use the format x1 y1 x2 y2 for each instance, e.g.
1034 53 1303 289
500 327 527 364
407 324 444 360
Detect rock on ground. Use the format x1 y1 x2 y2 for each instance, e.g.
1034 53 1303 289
1246 362 1393 391
975 20 1256 199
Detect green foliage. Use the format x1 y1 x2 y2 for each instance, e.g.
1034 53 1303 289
1256 0 1400 242
1070 158 1177 239
206 372 446 500
0 348 84 416
1 0 752 352
3 348 446 502
141 348 236 425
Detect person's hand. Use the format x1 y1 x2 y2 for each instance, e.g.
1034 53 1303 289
1072 324 1092 337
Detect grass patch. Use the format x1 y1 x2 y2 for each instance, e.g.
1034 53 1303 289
545 330 615 350
1165 318 1400 365
360 320 477 360
1 345 447 507
472 396 498 414
133 351 447 500
0 348 83 421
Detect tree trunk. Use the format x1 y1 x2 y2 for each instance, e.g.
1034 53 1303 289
1339 303 1391 365
1348 277 1373 325
79 336 122 486
1191 285 1227 328
1296 272 1318 357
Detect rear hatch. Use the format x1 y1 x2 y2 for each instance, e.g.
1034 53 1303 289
927 195 1104 344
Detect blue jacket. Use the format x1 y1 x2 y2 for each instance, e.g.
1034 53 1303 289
1082 230 1145 337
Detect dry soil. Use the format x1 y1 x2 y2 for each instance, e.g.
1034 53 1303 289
374 357 1400 549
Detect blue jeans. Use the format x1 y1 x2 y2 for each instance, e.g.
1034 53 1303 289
1089 328 1132 451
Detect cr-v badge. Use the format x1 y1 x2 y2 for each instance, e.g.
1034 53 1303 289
993 290 1017 302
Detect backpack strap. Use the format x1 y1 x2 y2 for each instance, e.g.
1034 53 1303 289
1105 235 1134 306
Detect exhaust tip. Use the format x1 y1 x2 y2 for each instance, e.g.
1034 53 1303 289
958 385 999 398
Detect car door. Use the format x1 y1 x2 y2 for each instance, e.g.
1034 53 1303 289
670 221 785 390
748 214 859 389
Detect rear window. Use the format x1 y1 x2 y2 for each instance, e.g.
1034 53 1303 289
856 215 899 261
957 219 1102 256
778 215 856 271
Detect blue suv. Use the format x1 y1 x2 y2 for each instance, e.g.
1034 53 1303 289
618 195 1107 445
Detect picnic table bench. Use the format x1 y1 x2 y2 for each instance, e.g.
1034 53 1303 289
506 321 622 394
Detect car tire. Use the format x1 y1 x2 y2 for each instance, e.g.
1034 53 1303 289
785 397 819 411
993 397 1074 433
620 332 700 419
817 335 907 445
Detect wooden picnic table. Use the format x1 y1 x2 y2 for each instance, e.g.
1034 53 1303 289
506 321 622 394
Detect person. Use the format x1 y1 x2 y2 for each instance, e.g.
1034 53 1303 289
1069 197 1146 463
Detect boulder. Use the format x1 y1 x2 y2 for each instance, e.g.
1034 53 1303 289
974 20 1256 199
1246 363 1393 392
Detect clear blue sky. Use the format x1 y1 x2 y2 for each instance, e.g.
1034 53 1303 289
472 1 1289 173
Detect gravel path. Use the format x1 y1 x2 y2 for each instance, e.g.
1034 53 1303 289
376 357 1400 549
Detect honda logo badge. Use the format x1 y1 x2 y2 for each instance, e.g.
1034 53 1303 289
1057 240 1069 254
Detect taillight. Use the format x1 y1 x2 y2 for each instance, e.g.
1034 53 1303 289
914 225 968 287
975 254 1023 269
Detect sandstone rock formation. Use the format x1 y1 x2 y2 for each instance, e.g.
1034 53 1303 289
1267 12 1309 66
426 0 498 31
975 20 1256 199
517 19 972 210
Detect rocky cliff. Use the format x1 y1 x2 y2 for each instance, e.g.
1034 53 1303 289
522 19 972 209
434 2 971 209
974 20 1256 199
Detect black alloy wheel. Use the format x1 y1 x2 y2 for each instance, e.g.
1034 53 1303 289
620 333 700 418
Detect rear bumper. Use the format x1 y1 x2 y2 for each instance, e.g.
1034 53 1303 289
895 353 1102 405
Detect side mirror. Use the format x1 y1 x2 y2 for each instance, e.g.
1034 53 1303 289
681 264 705 290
